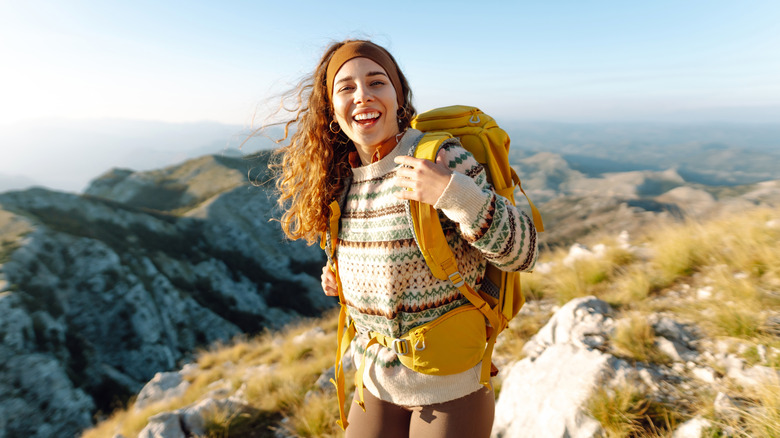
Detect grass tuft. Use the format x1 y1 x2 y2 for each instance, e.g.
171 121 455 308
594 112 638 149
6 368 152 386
587 384 680 437
611 312 670 364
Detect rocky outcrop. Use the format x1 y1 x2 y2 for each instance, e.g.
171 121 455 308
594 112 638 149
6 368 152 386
0 153 329 438
492 295 780 438
492 297 613 438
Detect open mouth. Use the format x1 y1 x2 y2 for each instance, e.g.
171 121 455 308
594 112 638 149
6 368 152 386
353 111 381 126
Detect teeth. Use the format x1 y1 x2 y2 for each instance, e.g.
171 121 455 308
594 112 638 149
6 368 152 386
354 112 380 121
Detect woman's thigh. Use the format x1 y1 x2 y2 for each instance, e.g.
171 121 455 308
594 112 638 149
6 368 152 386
408 386 495 438
345 389 412 438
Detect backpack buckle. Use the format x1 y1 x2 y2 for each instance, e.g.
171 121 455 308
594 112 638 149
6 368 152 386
448 271 465 288
392 339 410 355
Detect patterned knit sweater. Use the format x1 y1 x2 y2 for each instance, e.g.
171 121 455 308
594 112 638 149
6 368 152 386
336 129 538 406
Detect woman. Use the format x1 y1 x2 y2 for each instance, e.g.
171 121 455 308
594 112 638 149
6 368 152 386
271 39 538 438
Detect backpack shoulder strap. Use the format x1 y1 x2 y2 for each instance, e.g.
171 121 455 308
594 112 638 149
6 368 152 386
410 132 454 280
320 191 357 430
410 133 503 387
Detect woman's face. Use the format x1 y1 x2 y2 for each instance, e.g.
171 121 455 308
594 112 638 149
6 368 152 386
331 57 400 151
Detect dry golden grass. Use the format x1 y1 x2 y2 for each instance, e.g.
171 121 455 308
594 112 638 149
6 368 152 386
740 381 780 437
587 384 680 438
521 268 546 300
610 312 670 365
603 266 653 309
82 310 345 438
697 380 780 437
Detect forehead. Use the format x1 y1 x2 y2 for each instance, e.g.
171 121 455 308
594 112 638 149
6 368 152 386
333 57 388 81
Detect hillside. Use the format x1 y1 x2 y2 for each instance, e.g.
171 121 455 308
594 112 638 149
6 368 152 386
2 144 780 437
0 152 327 438
82 206 780 438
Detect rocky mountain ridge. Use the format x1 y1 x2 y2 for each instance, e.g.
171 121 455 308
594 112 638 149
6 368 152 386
0 152 327 438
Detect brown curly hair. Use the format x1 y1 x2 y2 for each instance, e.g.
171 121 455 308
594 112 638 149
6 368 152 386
267 39 416 245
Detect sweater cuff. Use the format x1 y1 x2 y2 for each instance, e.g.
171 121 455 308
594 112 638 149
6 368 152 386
434 172 490 225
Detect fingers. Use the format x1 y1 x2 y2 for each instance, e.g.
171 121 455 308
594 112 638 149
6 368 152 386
321 265 338 297
393 155 424 168
393 154 452 205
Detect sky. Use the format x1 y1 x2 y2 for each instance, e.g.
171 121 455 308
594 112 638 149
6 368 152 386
0 0 779 192
1 0 779 126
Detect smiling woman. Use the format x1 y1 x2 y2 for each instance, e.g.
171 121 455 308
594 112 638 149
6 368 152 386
331 58 400 163
262 39 538 438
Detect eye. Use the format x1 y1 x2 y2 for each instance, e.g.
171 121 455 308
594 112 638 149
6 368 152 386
337 85 354 93
370 80 386 86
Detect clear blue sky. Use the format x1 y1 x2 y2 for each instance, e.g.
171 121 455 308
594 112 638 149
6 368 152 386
1 0 779 125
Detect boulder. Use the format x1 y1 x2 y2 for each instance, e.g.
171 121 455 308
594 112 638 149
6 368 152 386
137 397 254 438
493 296 614 438
493 344 608 438
672 416 712 438
135 372 191 411
521 296 614 358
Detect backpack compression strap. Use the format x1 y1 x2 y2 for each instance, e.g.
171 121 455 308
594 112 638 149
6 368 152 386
511 168 544 232
410 133 505 387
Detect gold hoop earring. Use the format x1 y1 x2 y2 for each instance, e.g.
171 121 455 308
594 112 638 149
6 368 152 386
397 106 409 126
329 120 341 134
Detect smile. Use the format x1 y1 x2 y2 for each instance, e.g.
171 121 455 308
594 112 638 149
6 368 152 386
353 111 381 123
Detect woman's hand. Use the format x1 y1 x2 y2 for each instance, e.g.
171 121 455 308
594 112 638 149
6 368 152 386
321 264 338 297
393 153 453 205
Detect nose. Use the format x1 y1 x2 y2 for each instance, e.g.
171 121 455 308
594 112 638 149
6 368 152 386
353 83 374 104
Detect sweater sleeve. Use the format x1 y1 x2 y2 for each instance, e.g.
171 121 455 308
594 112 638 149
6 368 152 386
432 141 538 272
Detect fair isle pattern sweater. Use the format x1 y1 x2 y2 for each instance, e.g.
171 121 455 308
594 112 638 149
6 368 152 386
337 129 538 406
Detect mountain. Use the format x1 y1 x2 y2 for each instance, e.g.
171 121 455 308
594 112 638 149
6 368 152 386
513 151 780 247
0 152 327 438
506 122 780 186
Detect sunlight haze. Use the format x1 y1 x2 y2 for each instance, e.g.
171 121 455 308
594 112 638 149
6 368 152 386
0 0 778 192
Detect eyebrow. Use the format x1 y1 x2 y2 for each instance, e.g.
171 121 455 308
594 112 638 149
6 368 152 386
335 71 388 86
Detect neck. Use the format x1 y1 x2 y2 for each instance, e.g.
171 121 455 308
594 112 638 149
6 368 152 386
355 131 402 166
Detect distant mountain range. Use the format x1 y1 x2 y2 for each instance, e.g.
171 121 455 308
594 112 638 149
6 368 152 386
1 118 777 193
505 121 780 186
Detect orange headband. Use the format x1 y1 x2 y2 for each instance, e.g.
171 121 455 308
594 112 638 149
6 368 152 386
326 41 404 107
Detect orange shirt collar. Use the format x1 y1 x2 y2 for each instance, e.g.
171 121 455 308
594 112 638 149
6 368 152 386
348 133 401 168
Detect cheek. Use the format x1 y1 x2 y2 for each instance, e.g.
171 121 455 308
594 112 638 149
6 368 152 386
332 99 350 122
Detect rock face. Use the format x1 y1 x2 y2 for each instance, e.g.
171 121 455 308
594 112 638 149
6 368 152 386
0 153 328 438
492 294 780 438
492 297 612 438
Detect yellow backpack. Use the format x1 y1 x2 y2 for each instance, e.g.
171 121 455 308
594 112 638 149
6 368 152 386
323 105 544 430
